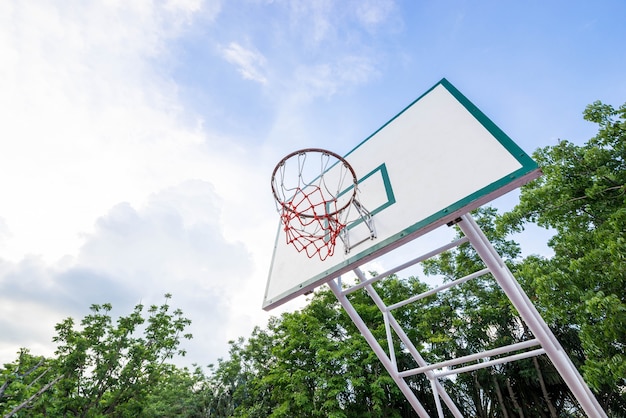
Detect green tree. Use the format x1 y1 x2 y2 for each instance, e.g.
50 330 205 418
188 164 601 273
205 329 278 417
0 349 61 417
0 294 195 417
500 101 626 413
205 281 441 417
142 364 208 417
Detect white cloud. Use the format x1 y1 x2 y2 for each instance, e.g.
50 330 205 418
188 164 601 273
280 0 398 46
288 55 377 101
220 42 268 84
0 179 259 367
0 1 217 261
0 254 137 361
355 0 396 27
0 0 274 367
77 180 252 292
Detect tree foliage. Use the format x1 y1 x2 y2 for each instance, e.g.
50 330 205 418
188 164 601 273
499 101 626 412
204 279 440 418
0 349 60 417
0 294 201 417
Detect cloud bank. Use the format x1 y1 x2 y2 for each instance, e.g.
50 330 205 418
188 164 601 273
0 0 267 366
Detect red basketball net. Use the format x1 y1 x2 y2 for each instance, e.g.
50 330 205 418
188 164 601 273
279 186 346 260
271 149 357 261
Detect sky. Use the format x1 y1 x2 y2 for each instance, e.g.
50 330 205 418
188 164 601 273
1 0 625 369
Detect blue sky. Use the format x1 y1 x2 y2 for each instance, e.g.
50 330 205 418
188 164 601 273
1 0 625 368
170 0 625 152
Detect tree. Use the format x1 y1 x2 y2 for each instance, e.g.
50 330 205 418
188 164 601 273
0 294 195 417
0 349 61 417
499 101 626 413
205 330 278 417
205 281 443 417
142 364 209 417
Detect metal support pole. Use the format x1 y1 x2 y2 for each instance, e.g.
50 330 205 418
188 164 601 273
458 214 607 418
324 211 605 417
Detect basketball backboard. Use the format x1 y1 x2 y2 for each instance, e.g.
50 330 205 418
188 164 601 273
264 78 541 310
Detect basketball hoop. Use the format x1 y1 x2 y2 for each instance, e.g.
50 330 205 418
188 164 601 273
271 148 358 261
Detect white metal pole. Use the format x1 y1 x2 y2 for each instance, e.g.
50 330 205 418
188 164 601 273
383 311 398 370
429 377 445 418
458 214 607 418
398 339 541 378
327 278 432 418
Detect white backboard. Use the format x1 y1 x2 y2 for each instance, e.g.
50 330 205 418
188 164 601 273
264 79 541 310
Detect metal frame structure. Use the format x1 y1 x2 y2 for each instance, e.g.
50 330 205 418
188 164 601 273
327 213 607 417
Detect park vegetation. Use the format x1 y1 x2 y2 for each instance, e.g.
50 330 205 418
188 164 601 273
1 101 625 416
